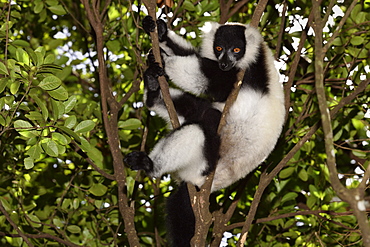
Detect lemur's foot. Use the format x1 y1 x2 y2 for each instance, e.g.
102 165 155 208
144 62 164 91
124 151 154 173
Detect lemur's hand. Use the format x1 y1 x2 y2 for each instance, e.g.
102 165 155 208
142 16 156 34
142 16 168 42
144 62 164 92
156 19 168 41
124 151 154 174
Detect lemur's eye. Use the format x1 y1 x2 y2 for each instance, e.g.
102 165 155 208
216 46 223 52
233 48 241 53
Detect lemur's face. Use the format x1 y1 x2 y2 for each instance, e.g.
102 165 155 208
213 25 246 71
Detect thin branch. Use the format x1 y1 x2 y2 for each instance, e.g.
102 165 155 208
236 75 370 245
283 5 316 121
81 1 140 245
275 1 287 59
75 147 116 180
227 209 364 231
312 0 370 245
0 201 34 247
0 231 81 247
4 1 10 64
250 0 268 28
323 0 358 53
142 0 180 129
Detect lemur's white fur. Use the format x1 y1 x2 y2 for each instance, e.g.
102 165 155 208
148 22 285 192
162 55 208 96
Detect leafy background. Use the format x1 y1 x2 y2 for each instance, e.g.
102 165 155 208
0 0 369 246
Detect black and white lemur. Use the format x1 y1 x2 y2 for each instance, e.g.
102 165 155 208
124 16 285 246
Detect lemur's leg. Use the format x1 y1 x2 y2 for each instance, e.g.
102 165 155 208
124 123 209 186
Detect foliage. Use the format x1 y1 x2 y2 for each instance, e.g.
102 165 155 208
0 0 369 246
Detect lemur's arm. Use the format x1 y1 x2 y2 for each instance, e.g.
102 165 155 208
143 16 210 96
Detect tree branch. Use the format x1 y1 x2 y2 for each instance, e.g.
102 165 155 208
236 75 370 245
80 1 140 245
142 0 180 129
0 231 81 247
312 0 370 245
0 200 34 247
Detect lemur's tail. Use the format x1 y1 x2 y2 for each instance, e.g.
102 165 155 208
166 182 195 247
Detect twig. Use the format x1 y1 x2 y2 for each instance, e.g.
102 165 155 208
236 75 370 245
250 0 268 28
142 0 180 129
312 0 370 245
0 200 34 247
80 1 140 245
323 0 358 53
0 231 81 247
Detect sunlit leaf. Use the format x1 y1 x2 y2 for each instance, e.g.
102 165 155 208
89 183 108 196
39 75 61 91
41 138 59 157
47 86 68 100
14 119 33 130
0 61 8 75
279 166 295 179
48 5 67 15
64 115 77 129
118 118 142 130
74 120 95 133
52 132 68 145
63 95 77 113
24 157 34 169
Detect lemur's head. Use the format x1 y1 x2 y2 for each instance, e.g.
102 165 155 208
201 22 263 71
213 25 246 71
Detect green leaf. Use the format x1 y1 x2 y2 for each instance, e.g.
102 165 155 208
27 214 41 228
24 157 34 169
25 111 44 121
118 118 142 130
34 1 44 14
67 225 81 234
13 40 30 47
281 192 298 204
307 195 317 209
44 54 55 64
14 119 33 130
16 48 30 64
352 150 366 159
58 126 81 143
106 40 121 53
29 91 49 121
51 99 65 120
279 166 295 179
74 120 95 134
298 168 308 181
48 5 67 15
26 144 43 160
87 147 104 168
64 115 77 129
52 132 68 145
39 75 62 91
47 86 68 101
35 51 44 66
10 81 21 95
41 139 59 157
53 218 64 228
89 183 108 196
63 95 77 113
183 0 196 11
0 61 9 75
350 36 364 46
0 78 9 93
